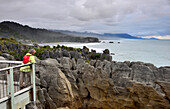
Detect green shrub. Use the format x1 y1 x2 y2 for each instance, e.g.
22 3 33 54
53 46 56 49
90 53 95 59
95 53 101 58
0 37 19 44
34 48 44 59
9 36 15 41
14 54 20 60
22 49 29 55
85 59 90 63
61 45 68 50
67 47 75 51
9 51 15 56
56 44 61 48
43 45 51 49
33 47 37 50
103 49 110 54
80 52 85 56
76 48 82 52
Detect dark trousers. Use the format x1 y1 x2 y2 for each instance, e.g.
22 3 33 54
19 71 31 88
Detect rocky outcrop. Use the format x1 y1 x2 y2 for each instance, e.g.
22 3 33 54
128 83 169 109
0 56 7 69
2 35 169 109
0 38 112 62
35 58 74 108
1 53 15 60
0 56 6 60
1 53 169 108
31 57 170 109
156 81 170 100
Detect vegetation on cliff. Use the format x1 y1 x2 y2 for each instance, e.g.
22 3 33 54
0 21 99 43
0 37 111 61
0 37 170 109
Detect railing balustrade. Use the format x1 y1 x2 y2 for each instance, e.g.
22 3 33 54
0 60 36 109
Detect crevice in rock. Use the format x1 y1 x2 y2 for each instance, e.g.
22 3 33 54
165 96 170 104
86 88 91 100
103 64 106 69
128 70 131 78
109 72 112 78
77 71 80 74
131 70 134 80
129 62 133 68
155 82 170 103
155 83 165 95
76 78 79 84
93 61 96 68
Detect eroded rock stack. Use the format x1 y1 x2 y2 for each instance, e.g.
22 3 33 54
1 35 169 109
32 57 170 109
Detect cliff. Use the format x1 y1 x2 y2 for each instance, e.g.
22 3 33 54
28 58 169 109
0 21 99 43
0 38 170 109
0 37 111 61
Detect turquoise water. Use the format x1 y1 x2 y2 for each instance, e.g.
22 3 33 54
40 39 170 67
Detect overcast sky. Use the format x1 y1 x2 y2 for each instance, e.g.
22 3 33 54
0 0 170 36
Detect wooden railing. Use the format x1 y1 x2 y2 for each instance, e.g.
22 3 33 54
0 60 36 109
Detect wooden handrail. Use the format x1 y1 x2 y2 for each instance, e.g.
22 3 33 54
0 60 22 64
0 63 35 72
0 62 36 109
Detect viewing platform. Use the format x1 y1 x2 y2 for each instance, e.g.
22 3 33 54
0 60 36 109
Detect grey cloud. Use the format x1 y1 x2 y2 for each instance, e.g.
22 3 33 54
0 0 170 36
70 0 170 21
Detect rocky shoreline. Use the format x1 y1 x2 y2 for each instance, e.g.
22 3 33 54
30 58 169 109
0 37 170 109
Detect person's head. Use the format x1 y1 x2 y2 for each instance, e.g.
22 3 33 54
28 49 36 55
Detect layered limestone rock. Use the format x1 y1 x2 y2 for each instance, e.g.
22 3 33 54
28 57 170 109
35 58 74 108
128 83 169 108
0 56 7 69
156 81 170 100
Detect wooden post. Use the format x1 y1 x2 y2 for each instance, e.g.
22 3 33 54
9 68 15 109
31 63 36 102
7 64 10 95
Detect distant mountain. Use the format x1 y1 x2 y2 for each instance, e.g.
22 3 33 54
142 37 160 40
148 37 159 40
102 33 142 39
0 21 99 43
52 30 143 39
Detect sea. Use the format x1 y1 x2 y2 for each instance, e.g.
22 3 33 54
39 39 170 67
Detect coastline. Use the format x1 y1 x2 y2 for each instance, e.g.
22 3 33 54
0 37 170 108
38 39 170 67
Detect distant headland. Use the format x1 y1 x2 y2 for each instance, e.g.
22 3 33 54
0 21 155 44
0 21 99 43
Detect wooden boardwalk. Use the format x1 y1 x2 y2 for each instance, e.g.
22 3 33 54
0 81 20 99
0 61 36 109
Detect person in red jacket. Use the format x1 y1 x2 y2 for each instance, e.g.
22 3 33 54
19 49 36 89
